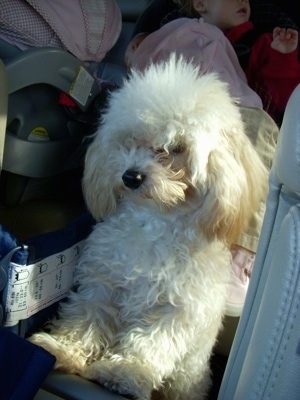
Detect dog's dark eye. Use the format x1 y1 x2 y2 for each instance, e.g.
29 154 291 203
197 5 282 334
171 144 185 154
154 148 165 154
154 144 185 155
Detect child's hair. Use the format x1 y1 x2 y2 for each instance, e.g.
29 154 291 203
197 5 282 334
173 0 200 18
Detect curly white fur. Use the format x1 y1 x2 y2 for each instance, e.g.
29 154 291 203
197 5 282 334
29 55 267 400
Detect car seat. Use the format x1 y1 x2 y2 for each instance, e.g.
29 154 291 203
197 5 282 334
218 84 300 399
0 47 106 240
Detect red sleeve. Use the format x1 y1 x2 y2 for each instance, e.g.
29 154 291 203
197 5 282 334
245 33 300 122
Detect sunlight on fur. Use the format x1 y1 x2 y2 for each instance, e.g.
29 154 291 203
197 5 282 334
29 55 268 400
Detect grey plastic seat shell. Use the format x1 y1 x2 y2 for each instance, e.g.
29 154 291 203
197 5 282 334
218 84 300 400
2 47 100 178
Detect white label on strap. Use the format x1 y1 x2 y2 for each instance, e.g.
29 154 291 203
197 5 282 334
4 240 85 327
69 66 94 106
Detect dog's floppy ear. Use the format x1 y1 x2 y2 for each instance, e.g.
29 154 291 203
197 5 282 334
193 117 268 246
82 132 118 221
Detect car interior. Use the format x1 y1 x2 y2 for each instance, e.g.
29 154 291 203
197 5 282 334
0 1 299 399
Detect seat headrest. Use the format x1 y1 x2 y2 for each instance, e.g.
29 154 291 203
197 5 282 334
272 84 300 197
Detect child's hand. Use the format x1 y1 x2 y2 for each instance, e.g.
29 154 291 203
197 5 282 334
125 32 149 69
271 27 298 54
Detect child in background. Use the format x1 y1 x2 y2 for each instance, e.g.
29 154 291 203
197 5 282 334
178 0 300 125
126 13 263 110
127 0 299 125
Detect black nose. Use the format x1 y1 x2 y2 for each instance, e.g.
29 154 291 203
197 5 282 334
122 169 145 189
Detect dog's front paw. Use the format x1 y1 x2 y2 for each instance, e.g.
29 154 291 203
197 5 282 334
82 360 152 400
28 332 60 357
28 332 86 374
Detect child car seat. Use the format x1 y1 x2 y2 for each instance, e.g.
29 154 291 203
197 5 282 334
3 47 101 178
0 47 105 240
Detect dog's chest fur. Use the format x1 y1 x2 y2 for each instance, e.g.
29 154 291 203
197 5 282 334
76 204 230 326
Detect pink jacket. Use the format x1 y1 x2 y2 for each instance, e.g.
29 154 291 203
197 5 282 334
131 18 262 109
0 0 121 62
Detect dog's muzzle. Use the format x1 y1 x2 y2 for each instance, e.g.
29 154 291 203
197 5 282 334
122 169 145 189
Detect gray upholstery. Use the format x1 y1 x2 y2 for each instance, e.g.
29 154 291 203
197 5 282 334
218 84 300 399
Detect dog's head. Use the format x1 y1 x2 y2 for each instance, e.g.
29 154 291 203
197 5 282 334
83 55 267 245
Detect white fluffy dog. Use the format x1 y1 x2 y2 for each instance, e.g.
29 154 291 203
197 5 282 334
29 56 267 399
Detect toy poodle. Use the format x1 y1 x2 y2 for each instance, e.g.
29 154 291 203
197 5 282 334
29 55 267 399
